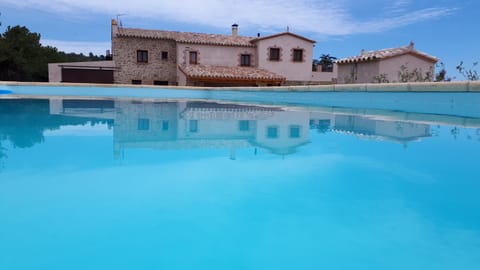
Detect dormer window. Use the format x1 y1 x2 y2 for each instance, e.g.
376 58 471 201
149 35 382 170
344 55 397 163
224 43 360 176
240 54 251 66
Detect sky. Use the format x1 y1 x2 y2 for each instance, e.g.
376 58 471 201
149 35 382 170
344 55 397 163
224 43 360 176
0 0 479 79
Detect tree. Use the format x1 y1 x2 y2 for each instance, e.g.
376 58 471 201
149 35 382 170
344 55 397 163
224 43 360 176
456 61 479 81
0 24 106 82
318 54 337 72
319 54 337 72
0 26 45 81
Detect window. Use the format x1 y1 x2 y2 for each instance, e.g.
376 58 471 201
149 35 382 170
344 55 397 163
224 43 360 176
162 120 169 131
189 51 198 65
154 80 169 85
293 49 303 62
240 54 251 66
161 51 168 60
138 118 150 131
269 48 280 61
239 120 250 131
189 120 198 132
266 126 278 139
132 80 142 85
289 125 301 138
137 50 148 63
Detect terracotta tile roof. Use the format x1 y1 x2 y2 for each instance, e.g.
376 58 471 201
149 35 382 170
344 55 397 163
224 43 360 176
251 32 315 43
116 27 255 47
178 65 285 81
337 42 438 64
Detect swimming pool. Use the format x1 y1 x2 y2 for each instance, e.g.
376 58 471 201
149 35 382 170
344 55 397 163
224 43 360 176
1 87 480 269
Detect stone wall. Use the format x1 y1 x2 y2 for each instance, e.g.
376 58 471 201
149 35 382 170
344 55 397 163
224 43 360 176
112 36 177 85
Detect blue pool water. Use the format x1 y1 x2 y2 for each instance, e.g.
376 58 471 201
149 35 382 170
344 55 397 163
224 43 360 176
1 95 480 269
0 89 12 94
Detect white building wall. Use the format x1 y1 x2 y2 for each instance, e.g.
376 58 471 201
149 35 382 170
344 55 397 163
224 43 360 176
176 43 256 67
337 61 380 84
379 54 435 82
311 64 337 84
255 34 314 81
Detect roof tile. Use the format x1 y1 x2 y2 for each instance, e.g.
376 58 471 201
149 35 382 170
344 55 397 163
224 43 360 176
117 27 255 47
179 65 285 81
337 43 438 64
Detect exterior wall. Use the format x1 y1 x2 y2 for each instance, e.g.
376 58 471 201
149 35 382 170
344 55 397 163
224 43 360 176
48 61 114 83
48 63 62 82
175 43 256 86
112 36 177 85
337 54 436 84
177 69 187 86
337 61 380 84
379 54 435 83
176 43 256 67
255 34 314 81
310 63 337 84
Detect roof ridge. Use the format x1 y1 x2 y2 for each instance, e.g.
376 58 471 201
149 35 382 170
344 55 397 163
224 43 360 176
116 26 256 47
117 26 255 39
338 44 437 64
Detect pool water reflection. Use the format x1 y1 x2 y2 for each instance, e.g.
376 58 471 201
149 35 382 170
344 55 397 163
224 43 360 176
1 98 480 270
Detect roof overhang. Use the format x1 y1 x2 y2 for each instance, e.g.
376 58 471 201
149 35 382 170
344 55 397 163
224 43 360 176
178 65 286 83
250 32 316 44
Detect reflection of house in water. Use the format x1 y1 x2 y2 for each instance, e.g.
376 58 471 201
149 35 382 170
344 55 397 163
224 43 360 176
309 112 337 133
312 113 431 144
113 101 311 158
49 98 116 121
48 98 435 159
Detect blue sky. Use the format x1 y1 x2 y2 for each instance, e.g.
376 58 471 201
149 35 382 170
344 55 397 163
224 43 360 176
1 0 478 79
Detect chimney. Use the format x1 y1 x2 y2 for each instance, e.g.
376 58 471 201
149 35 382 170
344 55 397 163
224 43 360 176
185 47 190 65
361 49 365 55
232 23 238 38
111 19 119 38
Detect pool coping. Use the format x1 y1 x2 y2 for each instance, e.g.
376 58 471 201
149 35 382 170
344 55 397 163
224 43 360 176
1 81 480 92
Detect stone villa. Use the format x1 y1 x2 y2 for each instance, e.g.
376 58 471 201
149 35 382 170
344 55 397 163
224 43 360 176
48 20 439 87
111 19 334 87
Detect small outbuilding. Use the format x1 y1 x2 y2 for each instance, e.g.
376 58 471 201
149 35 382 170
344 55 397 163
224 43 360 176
336 42 438 84
48 61 114 84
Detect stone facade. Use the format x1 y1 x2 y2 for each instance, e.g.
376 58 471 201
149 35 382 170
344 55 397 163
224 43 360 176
111 20 336 86
112 34 177 85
